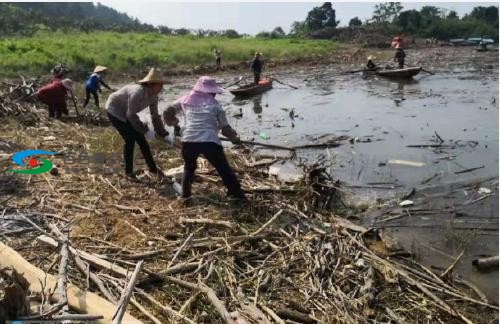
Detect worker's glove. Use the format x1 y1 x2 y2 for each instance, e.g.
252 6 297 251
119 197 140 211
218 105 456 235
164 135 174 146
146 130 156 141
231 136 241 145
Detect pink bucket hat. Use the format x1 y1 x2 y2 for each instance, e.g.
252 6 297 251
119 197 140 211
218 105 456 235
192 76 223 94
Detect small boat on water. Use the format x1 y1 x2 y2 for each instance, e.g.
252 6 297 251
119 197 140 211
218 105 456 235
364 67 422 79
230 79 273 97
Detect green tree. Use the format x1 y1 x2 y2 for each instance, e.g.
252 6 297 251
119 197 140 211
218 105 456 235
221 29 240 38
420 6 441 18
372 2 403 23
468 6 498 25
289 21 309 36
348 17 362 27
397 10 421 33
447 10 459 20
272 27 286 37
305 2 338 31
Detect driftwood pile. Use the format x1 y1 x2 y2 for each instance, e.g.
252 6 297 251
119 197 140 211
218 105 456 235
0 78 42 124
0 112 498 323
0 78 110 126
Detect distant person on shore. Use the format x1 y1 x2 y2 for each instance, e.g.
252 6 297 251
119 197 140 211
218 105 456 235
163 76 246 203
214 48 222 68
84 65 114 109
36 78 75 119
105 68 171 180
366 55 378 70
394 45 406 68
250 52 263 84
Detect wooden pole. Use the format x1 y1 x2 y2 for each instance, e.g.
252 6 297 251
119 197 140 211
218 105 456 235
113 260 144 324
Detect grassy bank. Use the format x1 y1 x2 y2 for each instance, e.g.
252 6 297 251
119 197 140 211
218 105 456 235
0 31 339 76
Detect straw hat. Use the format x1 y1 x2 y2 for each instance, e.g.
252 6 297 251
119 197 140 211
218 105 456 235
61 78 74 91
367 55 376 61
138 68 169 84
192 76 223 94
93 65 108 73
255 52 262 56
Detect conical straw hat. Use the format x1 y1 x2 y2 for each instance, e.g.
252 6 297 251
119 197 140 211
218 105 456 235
93 65 108 73
138 68 169 84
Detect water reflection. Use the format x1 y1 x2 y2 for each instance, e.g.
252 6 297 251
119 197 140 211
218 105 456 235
252 95 263 114
392 79 418 106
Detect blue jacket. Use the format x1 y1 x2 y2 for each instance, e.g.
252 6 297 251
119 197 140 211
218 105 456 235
85 73 111 92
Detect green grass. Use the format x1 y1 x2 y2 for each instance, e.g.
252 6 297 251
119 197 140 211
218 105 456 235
0 31 339 76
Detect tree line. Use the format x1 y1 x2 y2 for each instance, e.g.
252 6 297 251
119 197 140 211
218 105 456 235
1 2 497 41
284 2 498 41
0 2 246 38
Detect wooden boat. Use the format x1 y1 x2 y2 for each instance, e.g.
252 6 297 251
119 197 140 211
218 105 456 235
230 79 273 97
376 67 422 79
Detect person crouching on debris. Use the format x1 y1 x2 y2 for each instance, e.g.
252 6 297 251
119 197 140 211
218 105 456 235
394 45 406 69
366 55 378 70
36 78 74 119
163 76 247 203
251 52 263 84
106 68 171 180
84 65 113 109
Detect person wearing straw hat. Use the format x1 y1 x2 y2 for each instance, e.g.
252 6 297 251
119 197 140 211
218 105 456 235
163 76 246 203
105 68 171 180
36 78 75 119
393 44 406 69
366 55 378 70
83 65 114 109
250 52 264 85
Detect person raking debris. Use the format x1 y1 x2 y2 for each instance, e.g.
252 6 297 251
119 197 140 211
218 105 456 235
163 76 247 203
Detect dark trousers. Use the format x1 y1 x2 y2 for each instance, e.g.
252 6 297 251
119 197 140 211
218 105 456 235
254 72 261 84
108 113 158 175
181 142 245 198
216 57 221 67
84 88 99 108
48 104 67 119
398 59 405 68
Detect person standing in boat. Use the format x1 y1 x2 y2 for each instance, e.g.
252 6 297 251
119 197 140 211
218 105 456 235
250 52 264 85
393 45 406 69
163 76 247 203
366 55 378 70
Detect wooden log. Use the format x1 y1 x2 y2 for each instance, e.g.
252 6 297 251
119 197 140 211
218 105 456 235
275 308 317 324
112 260 143 324
251 209 283 236
37 235 130 278
0 241 141 323
73 253 118 304
179 217 233 229
472 256 499 270
136 288 196 324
